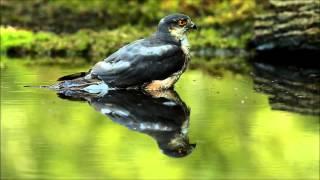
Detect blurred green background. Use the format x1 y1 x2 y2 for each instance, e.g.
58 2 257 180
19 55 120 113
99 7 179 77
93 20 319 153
0 0 257 62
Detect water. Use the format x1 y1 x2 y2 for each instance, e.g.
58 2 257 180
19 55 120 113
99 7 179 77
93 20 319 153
1 59 319 179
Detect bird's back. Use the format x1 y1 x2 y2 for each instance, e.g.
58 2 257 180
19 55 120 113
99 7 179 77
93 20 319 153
89 36 186 88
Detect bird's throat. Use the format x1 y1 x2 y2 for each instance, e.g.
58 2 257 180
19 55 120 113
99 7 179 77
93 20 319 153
180 35 190 56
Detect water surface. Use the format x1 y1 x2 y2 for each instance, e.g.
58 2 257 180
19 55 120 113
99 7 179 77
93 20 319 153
1 59 319 179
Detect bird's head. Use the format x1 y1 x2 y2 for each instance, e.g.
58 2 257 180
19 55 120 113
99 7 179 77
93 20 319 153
157 13 197 42
158 132 196 158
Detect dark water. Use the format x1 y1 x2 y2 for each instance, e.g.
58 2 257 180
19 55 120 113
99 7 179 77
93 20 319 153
1 59 319 179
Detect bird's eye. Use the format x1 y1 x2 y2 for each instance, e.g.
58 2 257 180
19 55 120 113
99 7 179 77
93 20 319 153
177 19 187 27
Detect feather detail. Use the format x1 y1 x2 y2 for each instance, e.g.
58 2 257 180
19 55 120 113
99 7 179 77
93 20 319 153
57 72 88 81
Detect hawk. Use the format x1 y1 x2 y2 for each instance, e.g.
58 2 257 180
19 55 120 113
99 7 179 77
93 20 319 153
58 90 196 158
55 13 197 92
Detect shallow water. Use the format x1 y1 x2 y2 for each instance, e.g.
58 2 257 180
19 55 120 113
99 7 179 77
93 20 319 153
1 59 319 179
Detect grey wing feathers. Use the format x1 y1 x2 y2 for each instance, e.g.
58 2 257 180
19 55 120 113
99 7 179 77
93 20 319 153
90 38 185 88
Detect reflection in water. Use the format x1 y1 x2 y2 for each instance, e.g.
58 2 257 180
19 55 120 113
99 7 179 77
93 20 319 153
252 62 320 116
2 59 319 179
57 90 195 158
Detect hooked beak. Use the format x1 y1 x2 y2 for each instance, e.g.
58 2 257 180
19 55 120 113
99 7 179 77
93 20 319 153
189 21 197 30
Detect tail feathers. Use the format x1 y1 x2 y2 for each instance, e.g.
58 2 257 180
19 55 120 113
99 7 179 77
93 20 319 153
24 85 51 88
58 72 88 81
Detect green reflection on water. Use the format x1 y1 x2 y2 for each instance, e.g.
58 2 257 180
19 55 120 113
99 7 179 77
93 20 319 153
1 59 319 179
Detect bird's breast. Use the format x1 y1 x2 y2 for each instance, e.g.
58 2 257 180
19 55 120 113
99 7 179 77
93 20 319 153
144 56 189 91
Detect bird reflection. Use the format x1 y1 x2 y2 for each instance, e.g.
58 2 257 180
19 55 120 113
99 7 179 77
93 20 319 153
57 90 196 158
252 62 320 116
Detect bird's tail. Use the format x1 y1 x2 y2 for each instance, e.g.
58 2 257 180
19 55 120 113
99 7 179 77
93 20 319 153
57 72 88 81
23 84 57 89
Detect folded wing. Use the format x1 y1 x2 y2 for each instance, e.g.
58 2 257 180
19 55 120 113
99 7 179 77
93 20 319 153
90 38 185 88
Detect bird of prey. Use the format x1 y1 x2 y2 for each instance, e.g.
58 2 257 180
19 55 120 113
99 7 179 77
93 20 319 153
54 13 197 93
58 89 196 158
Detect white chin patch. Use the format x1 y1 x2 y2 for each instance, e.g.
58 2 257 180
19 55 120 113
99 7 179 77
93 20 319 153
169 27 186 40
